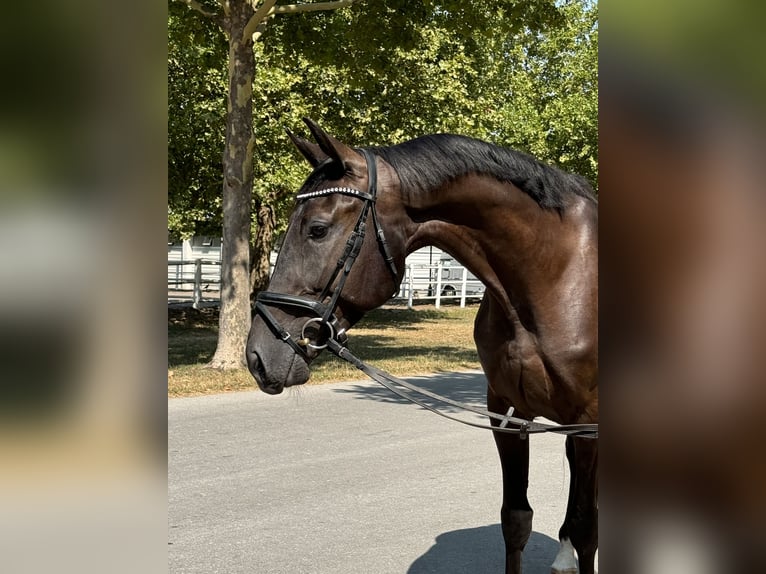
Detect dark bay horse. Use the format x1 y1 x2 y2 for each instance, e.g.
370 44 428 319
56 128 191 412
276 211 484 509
246 119 598 574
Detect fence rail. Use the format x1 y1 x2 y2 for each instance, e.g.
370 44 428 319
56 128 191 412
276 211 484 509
168 259 222 309
395 261 485 308
168 259 484 309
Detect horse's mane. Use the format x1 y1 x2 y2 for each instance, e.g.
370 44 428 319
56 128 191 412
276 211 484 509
368 134 596 211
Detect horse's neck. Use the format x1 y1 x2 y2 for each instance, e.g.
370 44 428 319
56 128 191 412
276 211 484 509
402 174 569 268
400 174 593 317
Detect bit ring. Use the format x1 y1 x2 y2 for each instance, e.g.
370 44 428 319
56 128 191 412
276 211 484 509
300 318 335 350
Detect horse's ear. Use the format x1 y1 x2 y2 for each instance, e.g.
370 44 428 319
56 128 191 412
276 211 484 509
302 117 357 165
286 128 328 168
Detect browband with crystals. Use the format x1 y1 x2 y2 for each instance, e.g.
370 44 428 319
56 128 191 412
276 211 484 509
296 187 375 202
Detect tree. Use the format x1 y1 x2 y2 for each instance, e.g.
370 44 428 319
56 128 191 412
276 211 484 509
169 0 597 369
168 2 227 238
172 0 360 370
485 0 598 185
240 0 596 184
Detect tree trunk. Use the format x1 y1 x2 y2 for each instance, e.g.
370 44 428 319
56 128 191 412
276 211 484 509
208 2 255 370
249 194 277 304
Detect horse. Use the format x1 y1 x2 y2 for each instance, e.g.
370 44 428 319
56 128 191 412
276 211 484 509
246 118 598 574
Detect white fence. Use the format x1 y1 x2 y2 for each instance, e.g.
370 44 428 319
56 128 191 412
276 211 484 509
168 259 222 309
168 259 485 309
398 261 485 308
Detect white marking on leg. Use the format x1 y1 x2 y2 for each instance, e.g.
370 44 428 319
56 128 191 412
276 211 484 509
551 537 578 574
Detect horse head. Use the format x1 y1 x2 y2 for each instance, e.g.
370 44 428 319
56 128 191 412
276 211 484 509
246 119 407 394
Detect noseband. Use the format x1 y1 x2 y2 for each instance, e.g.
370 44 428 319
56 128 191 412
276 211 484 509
254 149 398 359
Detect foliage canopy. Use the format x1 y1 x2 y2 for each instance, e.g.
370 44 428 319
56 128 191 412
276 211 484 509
168 0 598 238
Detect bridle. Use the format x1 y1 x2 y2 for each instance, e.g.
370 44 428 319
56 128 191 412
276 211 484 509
254 149 398 360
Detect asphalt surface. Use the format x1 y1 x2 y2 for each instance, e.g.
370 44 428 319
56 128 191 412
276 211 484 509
169 371 580 574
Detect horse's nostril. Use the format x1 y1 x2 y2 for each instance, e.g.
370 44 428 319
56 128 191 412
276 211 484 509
246 346 262 381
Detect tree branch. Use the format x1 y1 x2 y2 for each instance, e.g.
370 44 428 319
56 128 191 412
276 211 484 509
242 0 278 42
178 0 219 19
252 14 276 42
274 0 357 15
243 0 358 42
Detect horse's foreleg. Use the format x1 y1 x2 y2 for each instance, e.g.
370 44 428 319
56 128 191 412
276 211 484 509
490 391 533 574
556 436 598 574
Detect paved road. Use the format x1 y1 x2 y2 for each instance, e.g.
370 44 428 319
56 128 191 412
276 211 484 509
169 371 577 574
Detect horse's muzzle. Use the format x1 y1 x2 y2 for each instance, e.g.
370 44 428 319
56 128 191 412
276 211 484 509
246 336 312 393
246 347 283 395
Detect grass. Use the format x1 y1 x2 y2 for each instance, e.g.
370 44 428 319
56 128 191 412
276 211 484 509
168 304 482 397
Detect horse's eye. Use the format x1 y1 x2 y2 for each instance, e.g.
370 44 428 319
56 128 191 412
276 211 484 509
308 224 328 240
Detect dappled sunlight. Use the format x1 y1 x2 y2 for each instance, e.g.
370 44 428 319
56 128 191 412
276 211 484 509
355 305 479 330
168 304 482 394
308 327 482 384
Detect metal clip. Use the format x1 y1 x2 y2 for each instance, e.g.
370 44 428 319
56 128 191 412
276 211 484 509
519 421 530 440
499 406 514 429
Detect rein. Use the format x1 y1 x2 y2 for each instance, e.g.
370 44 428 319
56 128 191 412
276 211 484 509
254 149 598 440
327 339 598 439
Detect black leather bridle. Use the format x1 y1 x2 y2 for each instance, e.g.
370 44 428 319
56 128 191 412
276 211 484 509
254 149 398 360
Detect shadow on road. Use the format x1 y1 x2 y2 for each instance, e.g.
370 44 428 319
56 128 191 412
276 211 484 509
408 526 559 574
331 371 488 414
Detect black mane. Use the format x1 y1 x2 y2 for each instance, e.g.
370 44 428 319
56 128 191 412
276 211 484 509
369 134 596 211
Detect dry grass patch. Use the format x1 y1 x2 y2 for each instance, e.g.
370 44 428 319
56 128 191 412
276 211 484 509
168 304 482 397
